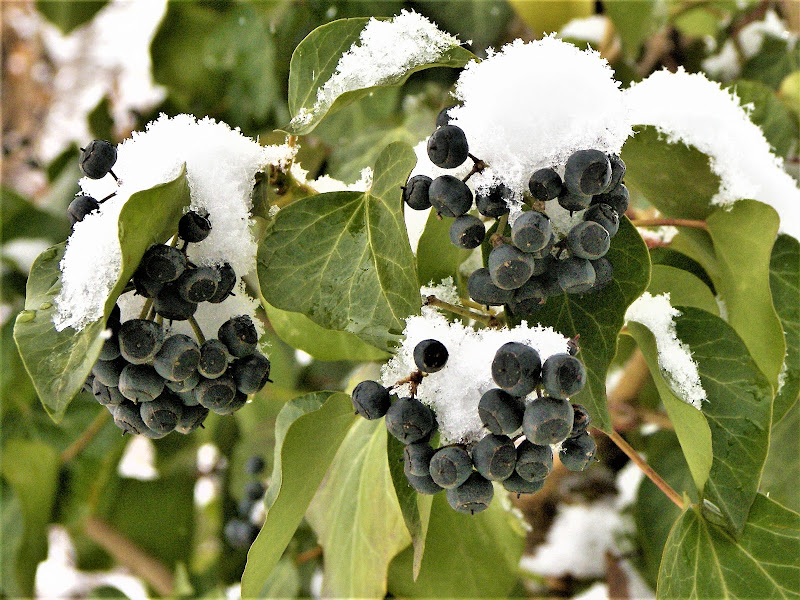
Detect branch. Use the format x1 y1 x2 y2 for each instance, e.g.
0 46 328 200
83 516 175 596
631 218 708 231
424 295 501 327
60 409 111 463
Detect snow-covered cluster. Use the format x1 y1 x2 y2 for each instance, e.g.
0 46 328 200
625 292 706 409
290 10 461 128
54 114 294 335
448 36 632 200
381 283 571 443
625 68 800 240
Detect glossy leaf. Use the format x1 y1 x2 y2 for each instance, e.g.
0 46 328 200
286 18 475 134
416 209 470 286
534 217 651 432
647 264 719 316
306 419 410 598
761 399 800 513
769 234 800 423
258 142 420 352
658 494 800 599
241 392 356 598
13 169 190 421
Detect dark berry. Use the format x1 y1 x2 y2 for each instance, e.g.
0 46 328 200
111 401 150 436
351 380 391 420
404 442 436 477
564 149 611 196
406 472 444 495
208 263 237 303
542 353 586 399
232 353 271 395
385 397 435 444
92 356 127 387
107 304 121 332
507 277 547 318
559 432 596 471
413 339 448 373
608 153 626 189
558 190 592 212
584 203 619 237
67 195 99 227
556 257 596 294
511 210 552 253
166 371 200 393
224 519 258 549
570 404 591 438
118 319 164 364
592 184 629 215
245 455 266 475
153 334 201 382
176 267 220 303
467 268 513 306
403 175 432 211
141 244 187 284
428 175 473 218
244 481 266 501
449 214 485 249
488 245 534 290
195 375 237 413
435 106 455 128
178 210 212 243
591 257 614 291
523 396 574 445
218 315 258 358
92 379 125 406
140 392 182 434
478 388 524 435
212 389 247 416
515 440 553 481
118 364 165 403
528 168 563 202
198 339 229 379
79 140 117 179
429 445 472 489
154 284 197 321
491 342 541 397
475 184 511 218
502 472 546 496
472 434 516 482
133 268 163 298
175 404 209 434
427 125 469 169
446 472 494 515
567 221 611 260
98 331 120 361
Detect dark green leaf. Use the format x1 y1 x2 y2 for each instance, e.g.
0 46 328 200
761 399 800 513
258 557 301 599
1 187 70 244
14 168 190 421
622 125 720 220
534 217 651 432
416 209 470 286
388 489 524 597
728 80 800 159
605 0 661 59
258 142 420 352
742 34 800 90
306 419 410 598
649 247 715 292
36 0 109 34
414 1 513 54
647 265 718 316
285 18 475 134
88 96 114 143
769 234 800 423
658 494 800 599
241 392 356 598
0 483 24 597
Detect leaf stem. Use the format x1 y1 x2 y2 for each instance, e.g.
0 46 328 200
295 546 322 565
607 429 685 510
187 316 206 344
139 298 154 320
631 218 708 231
424 295 501 327
60 409 111 463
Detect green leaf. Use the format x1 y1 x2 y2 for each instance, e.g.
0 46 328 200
672 6 721 37
388 489 524 597
606 0 661 59
257 557 301 599
13 168 190 421
258 142 421 352
622 125 720 220
1 440 60 596
647 264 719 316
285 18 475 134
534 217 651 432
0 483 25 597
626 322 713 493
387 433 432 580
241 392 356 598
413 0 513 54
728 79 800 159
36 0 109 34
263 302 389 362
769 234 800 423
742 34 800 90
675 307 774 535
306 419 411 598
761 398 800 513
416 209 470 286
0 187 70 244
658 494 800 599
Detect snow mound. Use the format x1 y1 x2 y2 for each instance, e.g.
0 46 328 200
449 36 631 199
625 292 706 409
626 68 800 240
54 114 291 332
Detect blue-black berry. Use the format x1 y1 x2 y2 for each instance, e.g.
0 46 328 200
351 380 391 420
475 184 511 218
385 397 435 444
515 440 553 481
491 342 541 397
232 353 271 395
427 125 469 169
218 315 258 358
79 140 117 179
472 433 516 481
478 388 524 435
446 472 494 515
559 432 596 471
566 221 611 260
523 396 574 446
413 339 448 373
153 334 200 382
403 442 436 477
403 175 432 211
528 168 563 202
467 268 513 306
564 149 611 196
178 210 212 243
428 445 472 489
429 175 473 218
118 319 164 364
449 214 485 249
67 195 100 227
541 353 586 399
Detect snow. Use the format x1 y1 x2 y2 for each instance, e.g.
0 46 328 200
625 292 706 409
449 37 631 200
381 290 571 443
560 15 610 44
290 10 461 128
54 114 290 334
625 68 800 241
1 238 51 273
117 436 158 481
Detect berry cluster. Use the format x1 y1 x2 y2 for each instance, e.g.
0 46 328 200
224 455 266 549
404 113 628 319
83 209 271 438
352 338 596 515
68 139 119 227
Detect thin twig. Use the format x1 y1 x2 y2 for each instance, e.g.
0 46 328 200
188 316 206 344
631 218 708 231
295 546 322 565
460 297 497 315
607 430 685 510
139 298 154 320
61 409 111 463
424 295 501 327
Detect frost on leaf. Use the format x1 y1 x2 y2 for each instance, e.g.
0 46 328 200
625 68 800 241
625 292 706 409
290 10 461 128
54 114 292 334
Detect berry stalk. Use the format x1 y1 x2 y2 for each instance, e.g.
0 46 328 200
630 218 708 230
423 295 502 327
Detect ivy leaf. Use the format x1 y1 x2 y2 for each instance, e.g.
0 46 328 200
742 34 800 90
647 265 718 317
769 234 800 423
35 0 108 34
285 17 475 135
761 399 800 513
605 0 661 60
13 169 190 422
416 209 470 287
658 494 800 599
534 217 651 432
258 142 420 352
306 419 411 598
241 392 356 599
